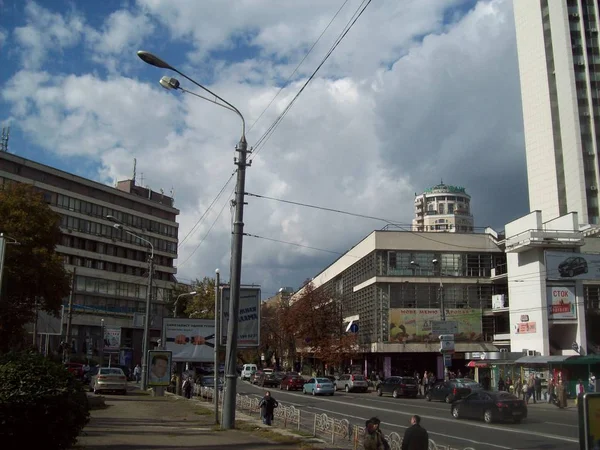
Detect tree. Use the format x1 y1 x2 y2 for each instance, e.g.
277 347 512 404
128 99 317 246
0 184 71 352
184 277 216 319
285 283 358 370
260 296 296 370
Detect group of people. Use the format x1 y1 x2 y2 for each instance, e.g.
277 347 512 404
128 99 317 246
364 415 429 450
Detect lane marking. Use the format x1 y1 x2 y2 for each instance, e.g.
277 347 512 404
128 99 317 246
544 421 578 428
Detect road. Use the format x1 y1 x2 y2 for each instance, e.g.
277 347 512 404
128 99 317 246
237 381 580 450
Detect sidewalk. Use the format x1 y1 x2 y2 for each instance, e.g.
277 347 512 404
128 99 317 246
76 390 322 450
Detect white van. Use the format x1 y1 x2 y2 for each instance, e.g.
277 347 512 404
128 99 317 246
241 364 257 380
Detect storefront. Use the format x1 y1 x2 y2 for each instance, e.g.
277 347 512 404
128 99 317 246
465 352 522 390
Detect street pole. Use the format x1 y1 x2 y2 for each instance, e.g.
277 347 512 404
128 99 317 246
223 135 248 429
214 268 220 425
64 267 76 363
100 319 105 364
141 253 154 390
0 234 6 298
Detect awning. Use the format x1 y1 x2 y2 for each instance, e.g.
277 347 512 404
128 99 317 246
515 355 572 365
559 355 600 366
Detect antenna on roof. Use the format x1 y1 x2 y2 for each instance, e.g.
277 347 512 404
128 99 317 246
133 158 137 185
0 127 9 152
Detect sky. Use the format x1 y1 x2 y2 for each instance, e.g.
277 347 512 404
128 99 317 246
0 0 529 298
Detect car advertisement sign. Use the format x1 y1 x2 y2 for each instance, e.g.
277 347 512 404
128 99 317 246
162 319 215 362
547 286 577 320
388 308 482 342
545 251 600 280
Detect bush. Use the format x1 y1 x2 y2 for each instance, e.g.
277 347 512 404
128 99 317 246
0 351 90 450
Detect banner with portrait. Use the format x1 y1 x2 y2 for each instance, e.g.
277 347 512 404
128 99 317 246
147 350 172 387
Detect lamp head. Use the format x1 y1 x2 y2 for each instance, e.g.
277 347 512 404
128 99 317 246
137 51 173 70
215 268 220 274
432 258 439 264
113 224 123 230
189 291 197 295
106 215 117 222
159 76 180 90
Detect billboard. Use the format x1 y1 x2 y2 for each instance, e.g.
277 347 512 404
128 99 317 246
220 287 260 347
545 251 600 280
103 327 121 352
547 286 577 320
147 350 172 387
162 318 215 362
388 308 482 342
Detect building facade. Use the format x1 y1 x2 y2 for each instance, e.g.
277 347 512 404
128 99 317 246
412 182 474 233
513 0 600 224
0 151 179 366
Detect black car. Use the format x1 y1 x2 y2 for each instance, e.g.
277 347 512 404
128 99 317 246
257 371 281 387
450 390 527 424
558 256 588 277
376 376 418 398
426 379 481 403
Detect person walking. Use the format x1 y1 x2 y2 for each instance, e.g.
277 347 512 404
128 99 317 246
401 415 429 450
133 364 141 383
547 378 555 404
363 417 390 450
534 375 542 401
258 391 278 426
528 375 537 404
557 380 567 408
498 376 505 392
182 375 193 399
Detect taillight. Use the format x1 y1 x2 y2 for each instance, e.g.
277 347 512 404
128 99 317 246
98 376 107 380
316 384 322 388
351 375 355 381
119 376 126 381
453 388 458 396
496 402 508 408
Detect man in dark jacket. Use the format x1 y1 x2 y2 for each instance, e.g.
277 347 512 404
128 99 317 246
363 417 389 450
258 391 278 425
401 415 429 450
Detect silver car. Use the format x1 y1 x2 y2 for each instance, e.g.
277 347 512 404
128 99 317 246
336 374 369 392
90 367 127 395
303 377 335 396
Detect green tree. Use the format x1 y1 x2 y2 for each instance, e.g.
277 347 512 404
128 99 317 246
184 277 216 319
0 183 71 352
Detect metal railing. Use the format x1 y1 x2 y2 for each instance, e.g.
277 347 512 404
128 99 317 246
192 385 475 450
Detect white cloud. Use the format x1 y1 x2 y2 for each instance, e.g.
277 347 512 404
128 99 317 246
13 1 85 69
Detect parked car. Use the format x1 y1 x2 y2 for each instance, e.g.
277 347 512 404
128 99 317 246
336 374 369 392
558 256 588 277
251 370 264 385
257 371 280 388
280 374 305 391
450 390 527 424
303 377 335 396
90 367 127 395
241 363 257 380
199 375 223 391
376 376 418 398
64 362 84 379
426 379 481 403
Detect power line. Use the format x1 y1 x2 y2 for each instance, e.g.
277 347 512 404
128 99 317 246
244 232 359 257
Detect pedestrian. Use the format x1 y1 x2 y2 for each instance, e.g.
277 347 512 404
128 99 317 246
498 376 505 392
577 379 585 398
535 375 542 401
421 371 428 396
528 375 537 404
557 380 567 408
401 415 429 450
133 364 141 383
258 390 278 425
363 417 390 450
522 381 529 402
515 377 522 398
547 378 555 404
182 376 193 399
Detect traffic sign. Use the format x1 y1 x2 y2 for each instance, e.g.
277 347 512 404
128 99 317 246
443 353 452 367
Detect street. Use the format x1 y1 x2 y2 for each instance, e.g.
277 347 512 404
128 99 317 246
238 381 580 450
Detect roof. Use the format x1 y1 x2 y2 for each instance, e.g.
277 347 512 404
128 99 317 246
515 355 572 364
559 355 600 365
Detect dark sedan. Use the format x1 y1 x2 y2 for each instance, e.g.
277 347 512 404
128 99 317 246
376 376 419 398
426 379 481 403
280 374 305 391
257 371 282 387
450 390 527 424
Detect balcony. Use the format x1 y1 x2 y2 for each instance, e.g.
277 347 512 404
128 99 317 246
505 229 584 253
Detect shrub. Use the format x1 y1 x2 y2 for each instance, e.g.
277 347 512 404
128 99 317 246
0 351 90 450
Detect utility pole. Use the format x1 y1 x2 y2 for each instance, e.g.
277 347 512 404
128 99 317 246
64 267 76 363
214 268 221 425
141 252 154 390
32 299 38 348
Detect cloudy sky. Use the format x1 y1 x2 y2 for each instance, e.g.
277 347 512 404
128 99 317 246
0 0 529 298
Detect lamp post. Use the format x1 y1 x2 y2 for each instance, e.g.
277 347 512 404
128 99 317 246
107 216 154 390
137 50 249 429
214 268 221 425
173 291 197 318
0 233 20 301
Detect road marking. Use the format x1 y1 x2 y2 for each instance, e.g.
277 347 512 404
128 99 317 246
544 421 579 428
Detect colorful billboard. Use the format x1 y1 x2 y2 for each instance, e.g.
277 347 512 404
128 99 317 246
545 251 600 280
147 350 172 387
162 319 215 362
388 308 482 342
547 286 577 320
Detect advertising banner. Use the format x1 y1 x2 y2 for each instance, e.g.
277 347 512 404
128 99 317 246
388 308 482 342
220 287 261 347
516 322 537 334
547 286 577 320
103 327 121 352
147 350 172 387
162 319 215 362
545 251 600 280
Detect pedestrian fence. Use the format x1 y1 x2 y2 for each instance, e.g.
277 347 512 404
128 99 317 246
193 385 475 450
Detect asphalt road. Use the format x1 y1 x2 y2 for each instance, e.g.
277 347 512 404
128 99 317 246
237 381 580 450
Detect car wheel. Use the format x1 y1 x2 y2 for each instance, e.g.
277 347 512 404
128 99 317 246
377 388 383 397
312 389 316 396
392 389 399 399
426 393 432 402
452 406 460 419
445 394 453 403
484 409 493 424
345 385 350 393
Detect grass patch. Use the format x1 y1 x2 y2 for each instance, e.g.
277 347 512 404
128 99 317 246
194 408 213 416
235 421 305 445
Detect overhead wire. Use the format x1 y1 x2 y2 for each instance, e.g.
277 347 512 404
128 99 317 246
244 232 360 257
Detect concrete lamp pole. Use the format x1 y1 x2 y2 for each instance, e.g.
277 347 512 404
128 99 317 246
107 216 154 390
214 268 221 425
137 50 249 429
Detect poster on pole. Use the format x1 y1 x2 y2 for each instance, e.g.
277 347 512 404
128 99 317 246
103 327 121 352
220 286 261 347
162 318 215 362
147 350 172 387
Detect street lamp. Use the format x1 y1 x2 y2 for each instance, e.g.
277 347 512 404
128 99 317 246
173 291 197 318
107 215 155 390
0 233 20 300
137 50 249 429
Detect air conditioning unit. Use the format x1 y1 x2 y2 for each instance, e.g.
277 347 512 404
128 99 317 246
527 350 536 356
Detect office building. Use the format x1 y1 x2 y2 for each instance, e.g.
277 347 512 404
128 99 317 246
412 182 474 232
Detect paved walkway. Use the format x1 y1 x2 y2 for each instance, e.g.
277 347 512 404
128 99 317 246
76 390 313 450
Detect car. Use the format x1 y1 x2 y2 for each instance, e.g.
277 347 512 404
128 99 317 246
558 256 588 277
426 379 481 403
280 374 305 391
199 375 223 391
257 371 281 388
376 376 418 398
336 374 369 392
64 362 84 379
251 370 264 385
241 363 257 380
90 367 127 395
450 390 527 424
303 377 335 396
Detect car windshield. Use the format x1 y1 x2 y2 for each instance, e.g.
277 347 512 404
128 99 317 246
352 375 366 381
99 368 124 375
453 381 481 388
494 392 518 400
399 377 416 383
316 378 331 383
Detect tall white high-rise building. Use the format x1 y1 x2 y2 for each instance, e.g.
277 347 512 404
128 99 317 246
513 0 599 225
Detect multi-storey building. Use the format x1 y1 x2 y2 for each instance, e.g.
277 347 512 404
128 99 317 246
412 182 474 233
0 151 179 366
513 1 600 224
